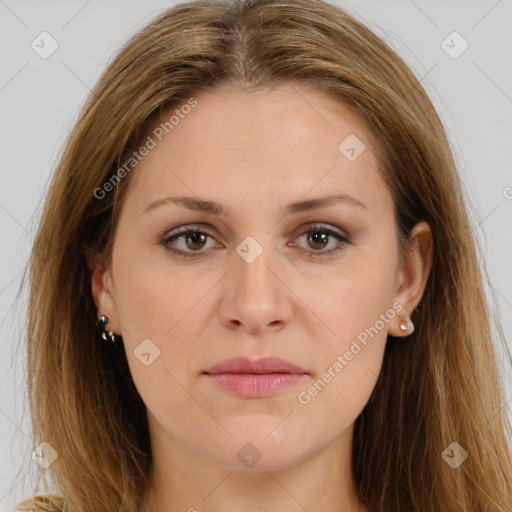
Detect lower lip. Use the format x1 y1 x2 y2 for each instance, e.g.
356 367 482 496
204 373 307 398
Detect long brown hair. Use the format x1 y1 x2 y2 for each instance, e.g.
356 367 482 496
15 0 512 510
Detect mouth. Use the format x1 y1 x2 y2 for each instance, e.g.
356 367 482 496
202 356 309 398
203 355 309 375
203 373 307 398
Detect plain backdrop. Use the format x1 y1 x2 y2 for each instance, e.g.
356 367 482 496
1 0 511 509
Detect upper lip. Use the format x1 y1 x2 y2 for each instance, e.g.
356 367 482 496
203 356 309 375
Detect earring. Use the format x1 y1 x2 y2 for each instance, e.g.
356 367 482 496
96 315 123 346
398 314 414 335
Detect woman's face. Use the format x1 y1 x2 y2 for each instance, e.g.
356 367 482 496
91 83 431 473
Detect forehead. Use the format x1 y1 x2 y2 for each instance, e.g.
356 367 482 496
154 83 376 153
122 83 389 219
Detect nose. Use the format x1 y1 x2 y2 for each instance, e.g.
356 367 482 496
219 239 293 335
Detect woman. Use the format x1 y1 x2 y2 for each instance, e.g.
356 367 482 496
15 0 512 510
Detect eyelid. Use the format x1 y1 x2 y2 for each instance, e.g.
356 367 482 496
162 221 347 239
161 223 219 243
291 221 348 238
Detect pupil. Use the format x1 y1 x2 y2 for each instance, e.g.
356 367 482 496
310 231 327 249
188 232 206 249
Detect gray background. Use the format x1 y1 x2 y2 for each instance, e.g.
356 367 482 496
1 0 511 509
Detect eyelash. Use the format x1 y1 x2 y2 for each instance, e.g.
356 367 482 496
158 223 351 259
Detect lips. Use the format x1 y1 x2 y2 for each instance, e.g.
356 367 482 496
202 356 309 398
203 356 309 375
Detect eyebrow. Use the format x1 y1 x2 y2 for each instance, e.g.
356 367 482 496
142 193 368 217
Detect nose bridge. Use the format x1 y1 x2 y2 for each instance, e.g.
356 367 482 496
219 232 291 332
232 233 277 297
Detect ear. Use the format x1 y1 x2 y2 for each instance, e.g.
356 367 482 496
389 220 433 337
83 247 122 333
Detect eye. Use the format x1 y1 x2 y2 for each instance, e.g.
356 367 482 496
158 223 351 258
290 223 351 258
159 225 218 257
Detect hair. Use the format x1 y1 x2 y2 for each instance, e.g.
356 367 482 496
14 0 512 510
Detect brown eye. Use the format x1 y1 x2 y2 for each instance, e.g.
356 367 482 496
183 231 208 251
161 226 218 257
307 231 330 251
292 224 351 258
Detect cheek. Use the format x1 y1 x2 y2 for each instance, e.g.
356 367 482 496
293 289 391 439
114 259 243 401
114 255 210 339
112 271 211 443
110 259 210 392
296 248 397 350
292 257 396 427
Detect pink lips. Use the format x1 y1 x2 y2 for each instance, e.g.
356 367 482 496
203 356 309 398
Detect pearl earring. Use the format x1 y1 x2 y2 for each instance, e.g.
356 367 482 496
398 315 414 335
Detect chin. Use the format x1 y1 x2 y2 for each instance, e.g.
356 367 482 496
206 431 316 472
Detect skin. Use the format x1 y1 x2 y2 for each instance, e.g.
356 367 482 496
87 82 432 512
